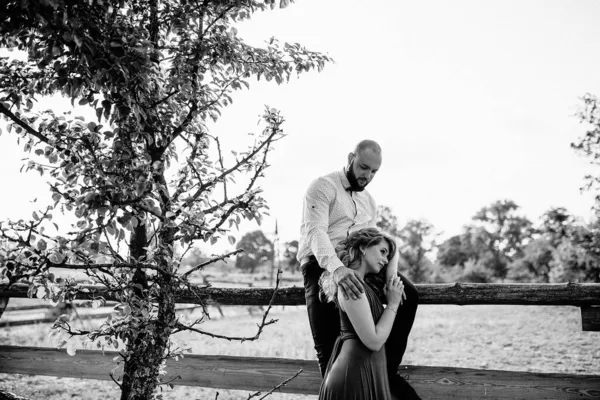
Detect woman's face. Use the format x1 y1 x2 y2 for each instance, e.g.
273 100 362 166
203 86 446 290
362 240 390 274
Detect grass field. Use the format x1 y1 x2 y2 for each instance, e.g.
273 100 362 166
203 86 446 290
1 301 598 400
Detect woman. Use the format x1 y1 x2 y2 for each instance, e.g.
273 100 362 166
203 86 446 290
318 227 407 400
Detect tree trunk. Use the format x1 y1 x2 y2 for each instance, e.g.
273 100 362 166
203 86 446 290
118 224 177 400
117 129 178 399
119 289 176 400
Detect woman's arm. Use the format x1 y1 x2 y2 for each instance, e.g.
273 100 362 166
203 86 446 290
338 286 398 352
385 241 399 282
384 239 407 304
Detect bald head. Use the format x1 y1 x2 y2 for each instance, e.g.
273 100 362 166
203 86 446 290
353 139 382 156
346 139 383 191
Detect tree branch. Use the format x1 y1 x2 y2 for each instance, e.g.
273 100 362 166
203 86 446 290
174 269 282 341
150 90 180 108
215 136 228 201
246 368 303 400
206 196 253 234
201 5 236 40
0 102 60 149
182 248 244 279
161 100 199 154
184 125 280 208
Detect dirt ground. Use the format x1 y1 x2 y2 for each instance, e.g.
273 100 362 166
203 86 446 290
1 303 598 400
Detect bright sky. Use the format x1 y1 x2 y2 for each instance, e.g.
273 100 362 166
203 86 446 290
2 0 600 253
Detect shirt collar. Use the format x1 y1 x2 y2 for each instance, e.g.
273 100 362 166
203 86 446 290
339 168 352 191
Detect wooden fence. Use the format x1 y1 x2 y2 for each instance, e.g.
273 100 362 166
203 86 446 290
1 282 600 399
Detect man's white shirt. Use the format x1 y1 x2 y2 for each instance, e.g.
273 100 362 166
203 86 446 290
297 168 377 274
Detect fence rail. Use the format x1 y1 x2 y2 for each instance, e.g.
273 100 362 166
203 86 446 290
1 283 600 399
2 282 599 306
0 345 599 399
0 304 203 328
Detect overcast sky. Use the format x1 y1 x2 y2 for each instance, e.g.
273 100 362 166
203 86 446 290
1 0 600 254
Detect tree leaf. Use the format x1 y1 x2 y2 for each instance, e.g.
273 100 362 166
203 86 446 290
35 286 46 299
92 299 103 309
37 239 47 251
66 343 77 356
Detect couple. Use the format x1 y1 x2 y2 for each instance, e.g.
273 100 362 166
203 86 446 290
298 140 421 400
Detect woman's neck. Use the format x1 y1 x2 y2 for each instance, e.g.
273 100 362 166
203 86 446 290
352 262 367 280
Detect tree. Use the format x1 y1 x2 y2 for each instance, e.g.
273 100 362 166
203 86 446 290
471 200 535 279
506 207 600 283
570 93 600 283
376 206 437 282
395 219 437 283
436 226 496 283
507 238 554 282
376 205 400 236
235 230 274 273
539 207 575 247
573 93 600 210
553 221 600 282
504 207 576 283
435 201 535 282
0 1 331 399
436 234 471 268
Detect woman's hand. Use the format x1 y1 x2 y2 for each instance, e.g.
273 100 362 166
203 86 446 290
384 275 406 307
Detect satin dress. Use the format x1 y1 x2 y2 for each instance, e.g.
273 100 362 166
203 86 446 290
318 284 394 400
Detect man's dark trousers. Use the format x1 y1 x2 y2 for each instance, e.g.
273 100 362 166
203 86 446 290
301 257 419 379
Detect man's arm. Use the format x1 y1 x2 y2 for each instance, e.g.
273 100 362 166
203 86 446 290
302 179 363 300
302 178 344 273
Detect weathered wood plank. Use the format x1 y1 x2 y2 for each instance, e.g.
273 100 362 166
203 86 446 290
5 304 53 312
1 283 599 306
0 311 113 328
398 365 600 399
0 305 202 327
5 301 119 312
582 306 600 331
0 346 598 399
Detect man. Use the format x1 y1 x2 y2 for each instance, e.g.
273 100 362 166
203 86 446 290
297 139 420 398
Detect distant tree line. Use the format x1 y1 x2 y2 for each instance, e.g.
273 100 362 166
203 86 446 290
377 201 600 284
198 200 599 284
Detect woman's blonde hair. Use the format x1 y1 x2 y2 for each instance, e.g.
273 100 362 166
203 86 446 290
319 227 397 304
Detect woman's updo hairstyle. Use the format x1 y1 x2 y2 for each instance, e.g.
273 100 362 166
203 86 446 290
319 227 396 304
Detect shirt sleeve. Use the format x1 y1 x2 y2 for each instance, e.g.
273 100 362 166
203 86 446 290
301 178 345 274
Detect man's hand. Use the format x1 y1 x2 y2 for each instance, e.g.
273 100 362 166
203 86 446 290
333 266 364 300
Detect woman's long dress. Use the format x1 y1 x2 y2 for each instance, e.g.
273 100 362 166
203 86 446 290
318 283 393 400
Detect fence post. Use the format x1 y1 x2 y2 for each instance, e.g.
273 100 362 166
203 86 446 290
581 306 600 331
0 297 8 321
